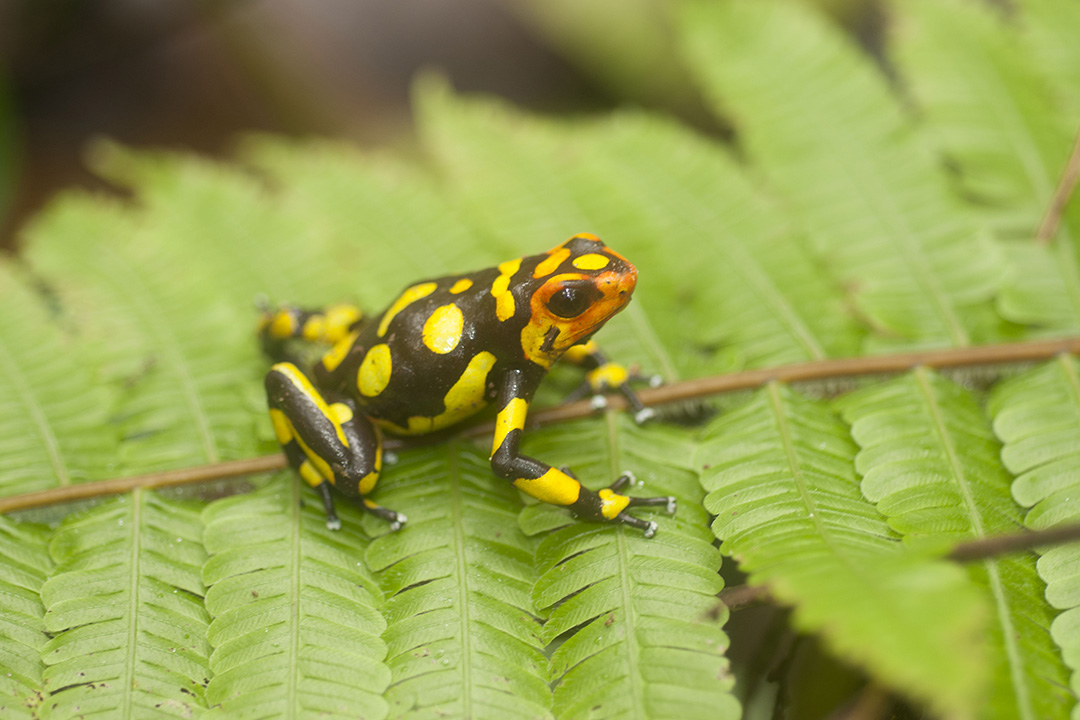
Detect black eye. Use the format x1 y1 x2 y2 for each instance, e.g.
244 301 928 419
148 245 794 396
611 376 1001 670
546 286 591 318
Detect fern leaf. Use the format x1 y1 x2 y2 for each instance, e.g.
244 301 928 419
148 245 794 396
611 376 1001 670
200 479 389 719
0 518 52 719
240 137 498 305
1015 0 1080 120
679 0 1007 349
698 383 986 715
0 262 117 495
416 80 860 373
39 490 210 718
838 370 1073 719
520 414 738 720
888 0 1080 332
22 195 271 473
989 356 1080 719
363 443 550 720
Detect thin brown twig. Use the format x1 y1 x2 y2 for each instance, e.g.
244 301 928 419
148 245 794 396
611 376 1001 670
2 336 1080 515
718 522 1080 613
1036 122 1080 244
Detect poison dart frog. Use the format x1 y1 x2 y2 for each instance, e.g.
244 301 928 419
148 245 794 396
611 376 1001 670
259 233 676 537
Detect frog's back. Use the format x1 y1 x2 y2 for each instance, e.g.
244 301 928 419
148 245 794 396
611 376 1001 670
314 264 533 435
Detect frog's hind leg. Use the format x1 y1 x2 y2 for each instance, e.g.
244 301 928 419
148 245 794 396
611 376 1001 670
265 362 406 531
258 301 364 362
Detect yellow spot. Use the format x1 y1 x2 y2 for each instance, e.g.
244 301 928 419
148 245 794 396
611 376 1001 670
358 470 378 495
533 248 570 278
378 351 497 435
450 278 473 294
269 409 292 445
492 258 522 321
562 341 598 365
330 402 354 425
358 344 392 397
514 468 581 506
302 315 326 341
599 488 630 519
269 311 297 339
320 330 359 373
379 282 437 337
422 303 464 354
270 363 348 447
299 460 326 487
587 363 629 391
573 253 610 271
324 304 363 342
492 397 528 456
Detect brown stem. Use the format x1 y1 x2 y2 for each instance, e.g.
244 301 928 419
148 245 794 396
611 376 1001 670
3 336 1080 514
1036 123 1080 244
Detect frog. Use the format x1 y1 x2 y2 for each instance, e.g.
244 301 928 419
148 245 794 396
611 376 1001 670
259 233 676 537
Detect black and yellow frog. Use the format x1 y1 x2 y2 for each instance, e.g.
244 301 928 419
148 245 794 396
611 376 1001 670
259 233 675 537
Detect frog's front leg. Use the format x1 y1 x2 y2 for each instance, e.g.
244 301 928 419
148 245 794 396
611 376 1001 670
561 340 662 424
490 367 675 538
265 362 406 531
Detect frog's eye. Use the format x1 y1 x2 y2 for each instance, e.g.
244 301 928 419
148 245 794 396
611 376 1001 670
546 284 598 318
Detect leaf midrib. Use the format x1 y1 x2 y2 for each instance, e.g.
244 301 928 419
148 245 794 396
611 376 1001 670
448 444 472 717
122 488 144 720
913 367 1033 720
605 411 645 720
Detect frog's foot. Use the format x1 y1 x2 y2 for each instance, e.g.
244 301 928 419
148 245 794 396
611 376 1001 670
567 365 662 425
361 498 408 532
594 472 677 539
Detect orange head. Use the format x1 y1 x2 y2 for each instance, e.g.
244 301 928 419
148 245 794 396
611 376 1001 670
521 233 637 367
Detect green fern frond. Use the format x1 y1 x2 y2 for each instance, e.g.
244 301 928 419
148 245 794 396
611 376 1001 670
240 137 498 305
1015 0 1080 119
0 263 117 495
679 0 1008 349
888 0 1080 332
201 479 389 719
22 194 271 473
838 370 1073 719
697 383 987 715
362 444 550 720
416 79 860 373
40 490 210 718
0 517 51 719
989 356 1080 718
520 414 738 720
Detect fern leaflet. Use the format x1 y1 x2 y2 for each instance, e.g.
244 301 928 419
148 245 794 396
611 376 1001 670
989 356 1080 719
201 479 389 719
679 0 1007 349
0 262 117 495
0 517 51 719
522 415 738 720
40 490 210 718
838 370 1072 719
697 383 986 715
362 443 550 720
888 0 1080 331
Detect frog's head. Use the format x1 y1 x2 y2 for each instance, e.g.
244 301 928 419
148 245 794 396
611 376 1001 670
521 233 637 367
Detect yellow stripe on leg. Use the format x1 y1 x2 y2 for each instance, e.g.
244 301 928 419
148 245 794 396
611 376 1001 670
299 460 327 488
598 488 630 519
492 397 528 457
513 468 582 506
